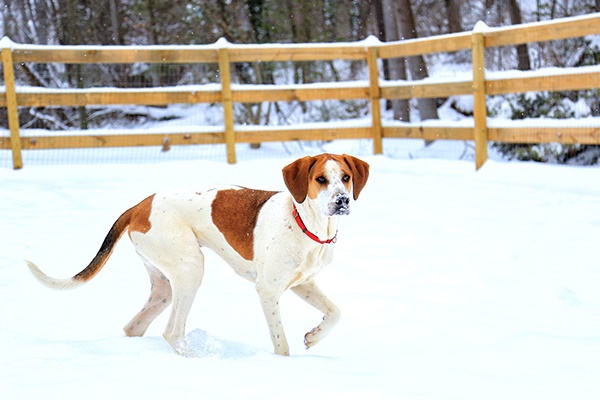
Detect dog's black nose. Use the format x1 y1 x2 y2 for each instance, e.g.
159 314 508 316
332 194 350 216
336 195 350 206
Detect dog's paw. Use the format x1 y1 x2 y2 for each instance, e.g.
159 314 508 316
304 326 322 349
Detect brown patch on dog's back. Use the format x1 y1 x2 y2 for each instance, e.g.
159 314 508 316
129 194 155 235
212 188 278 260
73 195 155 283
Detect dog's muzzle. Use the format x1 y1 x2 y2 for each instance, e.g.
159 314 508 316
332 193 350 215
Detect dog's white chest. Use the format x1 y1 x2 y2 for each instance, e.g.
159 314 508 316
283 240 333 289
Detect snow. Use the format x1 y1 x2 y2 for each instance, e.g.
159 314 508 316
473 21 491 33
14 84 223 93
487 65 600 80
0 36 13 48
10 65 599 94
481 11 600 34
1 14 600 396
1 140 600 400
488 116 600 128
1 34 381 53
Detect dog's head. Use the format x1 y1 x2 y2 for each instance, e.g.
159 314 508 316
282 154 369 217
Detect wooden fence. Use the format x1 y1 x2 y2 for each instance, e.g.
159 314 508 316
1 13 600 170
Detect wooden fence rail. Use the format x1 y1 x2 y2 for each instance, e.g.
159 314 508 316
1 13 600 169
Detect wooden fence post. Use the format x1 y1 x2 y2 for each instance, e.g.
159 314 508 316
471 24 488 170
367 46 383 155
1 38 23 169
217 45 236 164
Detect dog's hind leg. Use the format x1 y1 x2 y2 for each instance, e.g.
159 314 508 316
124 263 172 337
161 250 205 357
130 225 206 357
291 279 340 350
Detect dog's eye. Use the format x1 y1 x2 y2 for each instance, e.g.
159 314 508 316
342 174 351 183
316 176 327 184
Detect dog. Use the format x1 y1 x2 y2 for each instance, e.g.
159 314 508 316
26 153 369 357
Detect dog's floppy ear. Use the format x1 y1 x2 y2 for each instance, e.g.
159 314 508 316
282 156 316 203
343 154 370 200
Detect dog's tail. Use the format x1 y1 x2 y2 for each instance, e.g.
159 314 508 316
26 204 137 290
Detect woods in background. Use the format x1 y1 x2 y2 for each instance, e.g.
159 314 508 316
1 0 599 164
2 1 597 46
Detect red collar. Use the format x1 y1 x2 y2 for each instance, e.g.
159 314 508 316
292 203 337 244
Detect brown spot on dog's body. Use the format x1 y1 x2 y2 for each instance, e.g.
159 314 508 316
211 188 278 261
129 195 155 235
72 195 155 283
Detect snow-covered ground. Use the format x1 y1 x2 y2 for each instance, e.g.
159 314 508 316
1 139 599 399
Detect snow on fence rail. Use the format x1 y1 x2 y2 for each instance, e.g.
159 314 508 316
1 13 600 169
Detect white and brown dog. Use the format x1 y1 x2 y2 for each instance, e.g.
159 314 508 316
26 153 369 357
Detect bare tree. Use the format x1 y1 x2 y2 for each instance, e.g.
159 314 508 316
380 0 409 121
108 0 122 45
445 0 463 33
394 0 439 122
507 0 531 70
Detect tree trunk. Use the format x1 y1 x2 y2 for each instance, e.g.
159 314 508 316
373 0 386 40
445 0 463 33
287 0 312 114
507 0 531 70
381 0 409 121
394 0 439 122
65 0 89 129
109 0 122 45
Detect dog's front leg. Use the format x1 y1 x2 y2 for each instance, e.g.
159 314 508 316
291 279 340 349
256 284 289 356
